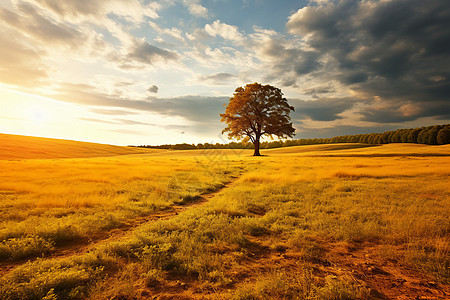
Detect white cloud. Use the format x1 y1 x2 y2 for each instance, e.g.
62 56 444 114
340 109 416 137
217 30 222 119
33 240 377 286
204 20 244 42
186 28 210 43
23 0 161 24
148 21 186 43
0 25 48 87
185 45 256 74
0 4 117 88
0 4 110 55
308 0 332 6
182 0 208 18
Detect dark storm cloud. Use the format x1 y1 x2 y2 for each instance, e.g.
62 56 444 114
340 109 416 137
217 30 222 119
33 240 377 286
361 100 450 123
258 38 322 86
287 0 450 123
291 98 357 122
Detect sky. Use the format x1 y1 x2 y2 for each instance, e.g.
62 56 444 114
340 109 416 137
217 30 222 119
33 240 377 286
0 0 449 146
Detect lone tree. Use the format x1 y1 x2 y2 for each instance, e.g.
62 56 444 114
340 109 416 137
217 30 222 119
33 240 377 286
220 83 295 156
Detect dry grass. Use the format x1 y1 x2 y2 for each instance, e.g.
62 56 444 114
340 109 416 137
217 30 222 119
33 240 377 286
0 136 246 261
0 136 449 299
0 133 158 160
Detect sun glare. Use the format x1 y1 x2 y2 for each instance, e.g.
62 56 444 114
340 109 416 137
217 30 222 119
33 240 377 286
1 88 66 124
27 106 49 123
0 87 158 145
0 87 89 140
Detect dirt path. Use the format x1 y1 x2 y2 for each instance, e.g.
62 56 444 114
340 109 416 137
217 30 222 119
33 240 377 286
141 237 448 299
227 239 450 300
322 242 449 299
149 237 449 300
235 239 449 300
0 180 236 276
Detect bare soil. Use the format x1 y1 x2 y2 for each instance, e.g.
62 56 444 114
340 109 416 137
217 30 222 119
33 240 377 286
141 237 449 299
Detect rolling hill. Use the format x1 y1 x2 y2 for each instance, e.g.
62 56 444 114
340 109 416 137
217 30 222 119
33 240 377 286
0 133 159 160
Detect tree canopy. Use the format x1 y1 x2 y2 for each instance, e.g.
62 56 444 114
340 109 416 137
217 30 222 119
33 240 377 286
220 83 295 156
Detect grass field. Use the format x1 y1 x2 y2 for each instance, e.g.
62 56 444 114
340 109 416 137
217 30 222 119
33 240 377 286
0 134 449 299
0 134 157 160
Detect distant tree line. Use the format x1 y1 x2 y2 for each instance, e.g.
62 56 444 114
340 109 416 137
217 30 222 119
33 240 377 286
136 124 450 150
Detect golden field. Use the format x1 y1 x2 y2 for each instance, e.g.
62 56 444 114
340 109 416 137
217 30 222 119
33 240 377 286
0 134 449 299
0 134 157 160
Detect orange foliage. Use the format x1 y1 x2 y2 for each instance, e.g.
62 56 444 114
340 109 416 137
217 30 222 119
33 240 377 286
220 83 295 156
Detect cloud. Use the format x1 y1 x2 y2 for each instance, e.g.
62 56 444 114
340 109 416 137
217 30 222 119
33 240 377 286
199 72 236 85
50 82 378 139
250 34 322 87
3 0 448 143
164 124 189 131
292 98 357 122
80 117 118 125
115 39 179 69
110 129 144 135
81 116 172 128
89 108 136 115
285 0 450 123
148 21 186 44
0 4 111 89
186 46 252 69
186 28 211 42
0 1 166 77
359 100 450 123
0 4 84 47
142 95 228 124
0 25 48 87
26 0 160 24
127 39 179 64
114 118 156 126
303 85 336 98
204 20 244 42
148 85 159 93
48 83 227 125
183 0 208 18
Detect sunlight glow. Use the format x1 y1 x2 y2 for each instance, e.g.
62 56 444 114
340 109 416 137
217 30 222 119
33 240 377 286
0 87 198 145
26 106 49 123
0 87 95 141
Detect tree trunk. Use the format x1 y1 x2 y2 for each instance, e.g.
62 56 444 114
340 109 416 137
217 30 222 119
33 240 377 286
253 137 261 156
